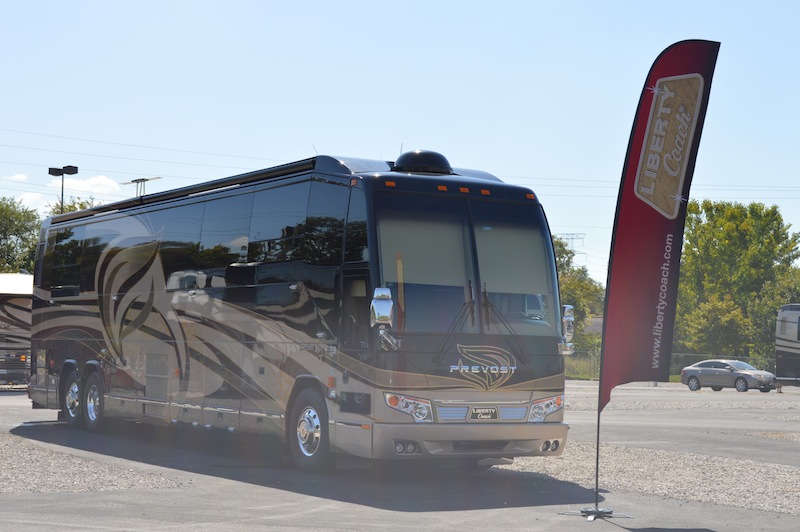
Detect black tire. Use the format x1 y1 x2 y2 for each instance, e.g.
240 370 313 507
687 376 701 391
735 377 749 392
62 370 84 429
289 388 332 473
83 372 104 432
711 386 723 392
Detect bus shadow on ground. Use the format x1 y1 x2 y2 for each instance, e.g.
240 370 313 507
12 419 598 512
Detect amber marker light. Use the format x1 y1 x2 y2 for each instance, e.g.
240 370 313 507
437 185 448 191
525 193 536 200
385 181 397 187
459 187 469 193
480 189 490 196
386 394 400 407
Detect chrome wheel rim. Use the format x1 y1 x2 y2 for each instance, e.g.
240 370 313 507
296 406 321 457
86 384 100 423
735 379 747 392
65 381 80 419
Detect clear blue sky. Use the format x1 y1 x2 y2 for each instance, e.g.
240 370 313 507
2 1 797 283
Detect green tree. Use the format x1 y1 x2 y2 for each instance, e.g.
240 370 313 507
681 294 752 355
0 197 41 273
553 236 605 353
675 200 800 356
745 269 800 356
45 196 99 217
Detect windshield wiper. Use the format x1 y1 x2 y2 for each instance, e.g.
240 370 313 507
433 280 475 363
481 283 529 362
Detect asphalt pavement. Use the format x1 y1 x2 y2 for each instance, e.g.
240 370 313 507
1 382 798 531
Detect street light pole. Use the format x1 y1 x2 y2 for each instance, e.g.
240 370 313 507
48 165 78 214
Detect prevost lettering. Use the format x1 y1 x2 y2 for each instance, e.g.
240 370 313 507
450 360 517 375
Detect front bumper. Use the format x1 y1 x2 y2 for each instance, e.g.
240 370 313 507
370 421 569 460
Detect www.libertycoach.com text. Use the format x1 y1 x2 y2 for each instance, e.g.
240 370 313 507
652 233 674 369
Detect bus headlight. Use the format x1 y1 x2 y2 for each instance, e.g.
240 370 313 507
384 393 433 423
528 395 564 423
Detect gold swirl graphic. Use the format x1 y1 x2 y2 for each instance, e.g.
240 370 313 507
453 344 518 390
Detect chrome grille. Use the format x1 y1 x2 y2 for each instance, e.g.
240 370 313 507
436 405 530 422
499 406 528 420
436 406 469 421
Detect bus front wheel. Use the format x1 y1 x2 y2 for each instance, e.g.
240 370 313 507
289 388 332 473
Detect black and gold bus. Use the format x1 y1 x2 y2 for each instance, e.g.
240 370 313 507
29 150 571 471
0 273 32 387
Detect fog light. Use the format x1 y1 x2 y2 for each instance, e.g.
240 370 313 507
395 442 405 454
406 442 417 454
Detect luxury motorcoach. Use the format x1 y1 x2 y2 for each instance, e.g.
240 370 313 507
29 150 572 471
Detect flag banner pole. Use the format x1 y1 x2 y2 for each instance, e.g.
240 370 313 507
580 39 720 521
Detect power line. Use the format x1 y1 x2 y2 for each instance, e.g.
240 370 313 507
0 160 211 181
0 127 286 162
0 143 258 170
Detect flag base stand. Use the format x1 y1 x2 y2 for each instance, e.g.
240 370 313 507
562 506 632 522
580 507 615 522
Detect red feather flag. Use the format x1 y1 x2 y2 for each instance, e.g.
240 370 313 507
599 40 720 412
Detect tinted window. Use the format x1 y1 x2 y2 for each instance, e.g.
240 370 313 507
50 225 85 296
198 193 254 285
375 194 477 334
140 202 204 289
305 180 348 265
344 187 368 262
80 222 120 292
249 182 310 264
472 200 559 336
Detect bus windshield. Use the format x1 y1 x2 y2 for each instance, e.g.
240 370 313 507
375 193 559 337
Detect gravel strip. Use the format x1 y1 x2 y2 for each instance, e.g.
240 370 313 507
0 432 182 494
567 398 800 411
507 384 800 516
500 441 800 516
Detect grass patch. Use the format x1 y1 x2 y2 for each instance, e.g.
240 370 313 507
565 354 684 382
564 354 599 381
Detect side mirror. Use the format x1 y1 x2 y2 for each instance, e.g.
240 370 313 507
370 288 394 328
561 304 575 343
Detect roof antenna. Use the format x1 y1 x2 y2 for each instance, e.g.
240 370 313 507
399 143 403 155
312 145 319 155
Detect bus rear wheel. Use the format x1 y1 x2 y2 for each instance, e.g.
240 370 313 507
289 388 332 473
83 372 104 432
62 370 83 429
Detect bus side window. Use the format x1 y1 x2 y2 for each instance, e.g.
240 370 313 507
344 187 368 263
342 275 370 352
198 192 254 287
140 203 203 290
50 226 85 298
